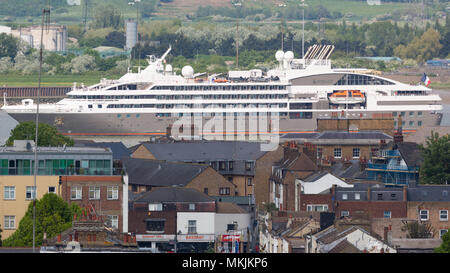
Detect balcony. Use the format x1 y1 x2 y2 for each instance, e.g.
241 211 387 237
0 167 122 176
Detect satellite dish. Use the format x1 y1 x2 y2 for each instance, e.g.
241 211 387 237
181 66 194 78
284 51 294 62
275 50 285 62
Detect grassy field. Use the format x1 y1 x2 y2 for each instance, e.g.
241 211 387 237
0 72 120 87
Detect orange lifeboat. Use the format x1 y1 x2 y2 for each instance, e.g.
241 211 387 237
329 90 365 104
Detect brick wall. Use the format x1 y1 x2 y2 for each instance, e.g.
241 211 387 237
128 202 177 235
254 145 284 210
335 201 407 219
299 193 333 212
60 176 123 232
407 201 450 239
187 167 237 196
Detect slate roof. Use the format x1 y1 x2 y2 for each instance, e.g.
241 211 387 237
134 187 215 203
80 142 130 160
330 160 368 180
303 171 329 182
216 202 248 214
316 226 360 244
141 141 268 161
122 157 209 187
396 142 423 167
407 185 450 202
280 131 392 141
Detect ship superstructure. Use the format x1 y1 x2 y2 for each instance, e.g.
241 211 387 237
1 45 442 136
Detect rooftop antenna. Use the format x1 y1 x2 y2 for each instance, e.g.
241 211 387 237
33 3 51 254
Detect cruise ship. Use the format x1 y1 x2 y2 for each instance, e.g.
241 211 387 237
1 45 443 138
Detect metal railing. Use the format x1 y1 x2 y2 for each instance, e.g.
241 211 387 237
0 167 123 176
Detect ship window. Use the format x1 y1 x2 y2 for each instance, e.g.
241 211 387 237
88 105 93 109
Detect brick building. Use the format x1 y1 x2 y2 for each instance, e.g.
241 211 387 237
129 187 216 253
60 176 125 232
407 185 450 239
269 144 319 211
122 157 236 197
130 141 284 209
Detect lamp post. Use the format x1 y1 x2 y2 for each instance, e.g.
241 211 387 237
128 0 141 67
299 0 308 59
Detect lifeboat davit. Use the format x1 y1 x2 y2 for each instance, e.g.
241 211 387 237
329 90 365 104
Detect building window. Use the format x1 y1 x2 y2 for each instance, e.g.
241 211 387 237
148 203 163 211
107 215 119 229
409 121 414 127
204 188 208 194
352 148 360 158
334 148 342 158
409 111 414 117
384 211 392 218
306 205 328 212
146 220 165 233
390 193 397 200
400 112 405 116
440 210 448 221
341 210 350 217
107 186 119 200
342 193 348 200
245 161 253 171
392 112 397 117
247 178 253 186
4 216 15 229
89 186 100 200
189 203 196 211
418 121 422 127
71 186 82 200
377 193 383 200
420 210 429 221
229 161 234 170
48 187 56 194
440 229 448 238
219 187 230 195
26 186 36 200
355 193 360 200
219 161 226 171
4 186 15 200
188 220 197 234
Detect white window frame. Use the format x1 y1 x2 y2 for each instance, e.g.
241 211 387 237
148 203 163 211
352 148 360 158
440 210 448 221
334 148 342 159
419 210 429 221
89 186 100 200
440 229 448 238
26 186 36 200
107 186 119 200
189 203 196 211
4 215 15 230
188 220 197 234
342 193 348 200
107 215 119 229
384 211 392 218
306 204 328 212
71 186 82 200
4 186 15 200
355 193 361 200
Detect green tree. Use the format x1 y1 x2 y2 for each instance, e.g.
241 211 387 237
92 5 124 29
2 193 82 247
0 33 19 59
6 121 74 147
419 132 450 184
435 230 450 253
402 221 434 238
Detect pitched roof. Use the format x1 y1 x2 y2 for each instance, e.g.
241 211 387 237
141 141 268 161
134 187 215 203
316 226 360 244
396 142 423 167
328 239 361 253
407 185 450 202
122 157 209 187
216 202 248 214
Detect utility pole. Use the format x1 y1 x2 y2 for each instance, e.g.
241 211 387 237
236 20 239 69
300 0 308 59
82 0 89 32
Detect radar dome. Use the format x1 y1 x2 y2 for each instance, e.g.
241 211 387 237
181 65 194 78
284 51 294 61
165 64 173 72
275 50 285 62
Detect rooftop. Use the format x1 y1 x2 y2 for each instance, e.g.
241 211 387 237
407 185 450 202
122 157 209 187
134 187 215 203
